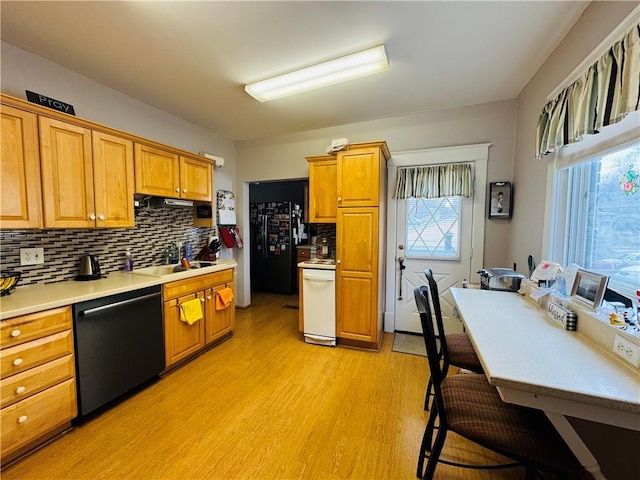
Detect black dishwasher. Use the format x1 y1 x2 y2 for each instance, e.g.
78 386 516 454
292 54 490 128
73 285 164 418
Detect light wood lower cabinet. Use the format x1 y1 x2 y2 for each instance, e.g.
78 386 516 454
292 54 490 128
0 307 77 463
163 269 235 369
336 207 379 343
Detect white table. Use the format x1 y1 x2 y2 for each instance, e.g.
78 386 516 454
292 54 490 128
450 288 640 480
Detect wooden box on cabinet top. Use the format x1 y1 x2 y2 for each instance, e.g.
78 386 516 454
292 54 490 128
0 306 77 464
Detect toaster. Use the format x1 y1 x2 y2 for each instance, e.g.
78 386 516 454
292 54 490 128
477 268 525 292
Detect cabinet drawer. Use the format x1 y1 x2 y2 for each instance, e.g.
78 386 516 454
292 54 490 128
1 330 74 380
1 306 71 349
1 378 77 458
163 269 234 300
1 355 75 409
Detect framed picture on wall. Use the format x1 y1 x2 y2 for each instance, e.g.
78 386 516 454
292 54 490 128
489 181 513 219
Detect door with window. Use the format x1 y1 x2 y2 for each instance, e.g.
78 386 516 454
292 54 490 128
388 145 489 335
395 195 474 333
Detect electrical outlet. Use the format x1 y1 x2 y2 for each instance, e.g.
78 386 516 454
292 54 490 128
19 248 44 266
613 334 640 368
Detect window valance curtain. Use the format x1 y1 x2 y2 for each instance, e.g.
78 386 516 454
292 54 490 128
392 163 473 199
536 22 640 158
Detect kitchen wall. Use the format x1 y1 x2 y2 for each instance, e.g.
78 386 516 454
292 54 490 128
1 41 239 285
511 3 639 480
234 100 518 309
509 1 638 273
0 205 216 286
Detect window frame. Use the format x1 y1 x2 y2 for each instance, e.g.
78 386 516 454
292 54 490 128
543 120 640 302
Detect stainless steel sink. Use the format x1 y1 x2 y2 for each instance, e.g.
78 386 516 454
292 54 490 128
130 261 217 278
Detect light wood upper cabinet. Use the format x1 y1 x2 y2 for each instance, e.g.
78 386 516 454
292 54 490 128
337 142 389 208
180 156 212 202
307 155 337 223
134 144 180 198
135 145 213 201
1 105 42 229
92 132 135 227
39 118 135 228
39 117 95 228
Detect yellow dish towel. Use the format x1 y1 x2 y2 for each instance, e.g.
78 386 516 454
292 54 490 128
215 287 234 310
179 298 203 325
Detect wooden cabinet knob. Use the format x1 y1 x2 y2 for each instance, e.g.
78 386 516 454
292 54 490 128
182 189 187 193
18 415 28 424
175 188 180 193
11 329 20 337
16 386 26 395
13 358 23 366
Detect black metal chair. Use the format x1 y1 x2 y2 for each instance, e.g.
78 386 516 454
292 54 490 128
413 286 583 480
422 269 483 410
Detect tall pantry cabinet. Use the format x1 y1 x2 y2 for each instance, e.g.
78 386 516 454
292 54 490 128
335 141 390 349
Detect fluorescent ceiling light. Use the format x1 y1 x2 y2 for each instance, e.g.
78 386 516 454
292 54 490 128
245 45 389 102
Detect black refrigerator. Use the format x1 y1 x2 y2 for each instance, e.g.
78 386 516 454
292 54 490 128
250 201 302 294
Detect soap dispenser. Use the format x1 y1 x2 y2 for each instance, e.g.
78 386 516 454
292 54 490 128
124 250 133 271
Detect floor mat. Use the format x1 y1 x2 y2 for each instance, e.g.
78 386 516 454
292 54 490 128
392 333 426 357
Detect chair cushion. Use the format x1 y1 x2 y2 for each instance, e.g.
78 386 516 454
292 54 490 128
446 333 483 373
441 374 581 472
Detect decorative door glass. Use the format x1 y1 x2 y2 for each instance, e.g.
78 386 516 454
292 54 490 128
406 196 461 260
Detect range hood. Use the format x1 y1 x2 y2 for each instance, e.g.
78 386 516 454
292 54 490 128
150 197 194 208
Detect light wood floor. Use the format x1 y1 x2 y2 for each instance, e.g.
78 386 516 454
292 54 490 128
3 292 530 480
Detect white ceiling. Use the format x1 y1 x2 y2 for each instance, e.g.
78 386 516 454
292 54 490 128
0 1 589 141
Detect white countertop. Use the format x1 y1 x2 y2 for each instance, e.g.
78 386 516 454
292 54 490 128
450 288 640 418
297 259 336 270
0 259 237 320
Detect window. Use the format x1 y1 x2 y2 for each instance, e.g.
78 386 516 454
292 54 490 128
549 141 640 300
406 196 461 259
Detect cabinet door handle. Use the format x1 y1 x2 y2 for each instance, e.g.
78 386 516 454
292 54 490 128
182 189 187 193
13 358 23 366
16 386 26 395
207 295 212 300
89 213 96 220
98 214 105 220
200 297 206 303
18 415 28 424
175 188 180 193
337 197 342 202
336 259 341 264
11 329 21 337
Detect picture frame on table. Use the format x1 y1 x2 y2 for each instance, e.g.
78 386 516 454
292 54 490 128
488 181 513 219
570 269 609 310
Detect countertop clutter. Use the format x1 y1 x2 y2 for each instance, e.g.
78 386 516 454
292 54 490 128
0 259 237 320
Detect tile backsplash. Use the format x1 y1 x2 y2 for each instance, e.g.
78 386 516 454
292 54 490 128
0 206 216 287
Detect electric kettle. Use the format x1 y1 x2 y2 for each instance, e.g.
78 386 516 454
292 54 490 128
76 255 102 280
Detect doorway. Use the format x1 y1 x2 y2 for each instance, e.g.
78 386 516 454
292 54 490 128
385 144 489 334
248 180 309 296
